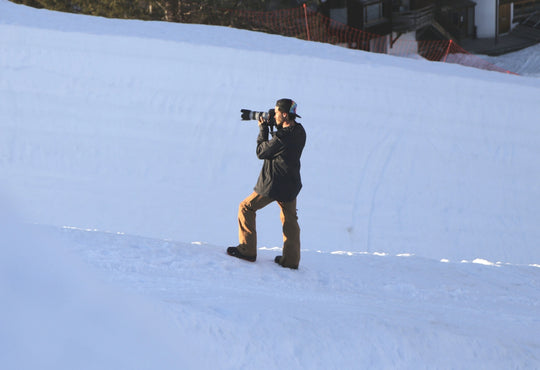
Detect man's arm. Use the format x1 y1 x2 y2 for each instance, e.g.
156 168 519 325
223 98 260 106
256 123 284 160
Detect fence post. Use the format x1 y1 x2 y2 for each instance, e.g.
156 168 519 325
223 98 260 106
303 3 311 41
443 40 452 63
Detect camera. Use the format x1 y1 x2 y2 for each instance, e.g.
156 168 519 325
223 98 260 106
241 108 275 123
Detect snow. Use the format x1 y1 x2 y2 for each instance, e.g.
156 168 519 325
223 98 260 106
479 43 540 78
1 0 539 368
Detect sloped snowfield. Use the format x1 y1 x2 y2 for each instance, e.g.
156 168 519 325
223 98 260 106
1 1 539 368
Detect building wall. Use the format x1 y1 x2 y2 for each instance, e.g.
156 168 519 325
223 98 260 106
475 0 497 38
388 31 418 57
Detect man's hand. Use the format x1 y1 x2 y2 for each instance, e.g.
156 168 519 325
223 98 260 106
258 116 267 128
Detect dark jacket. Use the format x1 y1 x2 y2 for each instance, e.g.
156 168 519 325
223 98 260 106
254 122 306 202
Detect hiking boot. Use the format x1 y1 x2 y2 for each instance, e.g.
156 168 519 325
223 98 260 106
227 246 256 262
274 255 298 270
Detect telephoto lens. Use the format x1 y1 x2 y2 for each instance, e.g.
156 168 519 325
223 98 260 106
240 109 275 121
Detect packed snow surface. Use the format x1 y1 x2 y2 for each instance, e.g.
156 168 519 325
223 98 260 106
1 1 539 368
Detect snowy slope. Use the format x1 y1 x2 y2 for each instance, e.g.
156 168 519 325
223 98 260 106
1 1 539 368
1 0 540 264
480 43 540 77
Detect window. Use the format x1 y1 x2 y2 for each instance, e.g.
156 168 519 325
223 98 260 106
365 3 383 23
330 7 348 24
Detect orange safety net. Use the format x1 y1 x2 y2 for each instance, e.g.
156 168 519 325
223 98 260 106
228 5 517 75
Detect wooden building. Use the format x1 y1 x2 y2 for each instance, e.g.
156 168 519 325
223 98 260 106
320 0 540 41
320 0 394 35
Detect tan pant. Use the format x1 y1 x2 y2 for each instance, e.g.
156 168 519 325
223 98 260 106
237 192 300 268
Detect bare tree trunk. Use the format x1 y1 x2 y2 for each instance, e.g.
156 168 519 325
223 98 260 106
164 0 179 22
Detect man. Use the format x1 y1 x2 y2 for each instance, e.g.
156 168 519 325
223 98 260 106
227 98 306 269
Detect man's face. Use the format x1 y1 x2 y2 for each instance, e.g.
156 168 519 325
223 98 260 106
274 106 286 127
